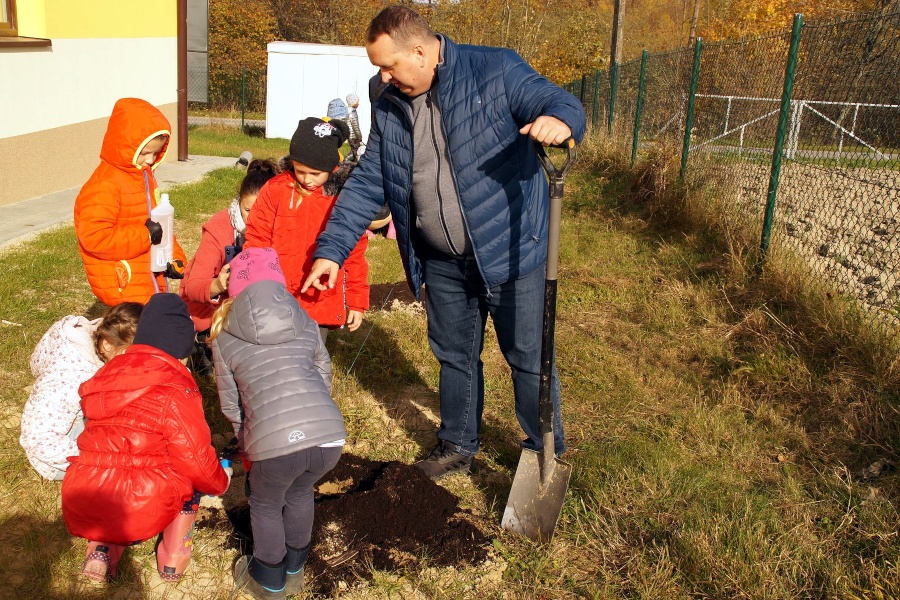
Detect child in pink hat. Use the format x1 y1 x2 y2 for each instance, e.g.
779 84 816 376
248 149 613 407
227 247 286 298
208 246 345 598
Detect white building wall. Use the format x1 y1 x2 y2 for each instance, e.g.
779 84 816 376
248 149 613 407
266 41 378 142
0 37 177 138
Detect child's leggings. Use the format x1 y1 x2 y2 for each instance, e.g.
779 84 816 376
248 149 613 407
248 446 342 565
156 491 202 581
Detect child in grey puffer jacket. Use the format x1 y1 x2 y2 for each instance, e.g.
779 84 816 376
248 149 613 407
209 247 346 599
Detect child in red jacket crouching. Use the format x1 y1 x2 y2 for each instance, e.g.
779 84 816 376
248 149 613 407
61 293 231 584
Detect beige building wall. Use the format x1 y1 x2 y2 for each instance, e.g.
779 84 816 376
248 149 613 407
0 104 178 207
1 1 179 208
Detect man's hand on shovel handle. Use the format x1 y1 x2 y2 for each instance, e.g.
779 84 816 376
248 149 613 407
520 116 572 147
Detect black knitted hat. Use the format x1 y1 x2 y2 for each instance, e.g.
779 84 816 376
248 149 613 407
287 117 350 172
133 293 195 359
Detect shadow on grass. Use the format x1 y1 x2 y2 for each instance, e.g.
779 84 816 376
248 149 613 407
0 513 147 599
327 281 530 463
243 125 266 137
327 281 433 452
83 300 109 321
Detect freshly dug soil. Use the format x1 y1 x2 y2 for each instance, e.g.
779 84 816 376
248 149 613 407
198 453 491 596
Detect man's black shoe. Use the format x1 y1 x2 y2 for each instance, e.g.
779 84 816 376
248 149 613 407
415 441 473 480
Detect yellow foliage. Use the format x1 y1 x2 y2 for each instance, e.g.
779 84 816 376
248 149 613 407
209 0 278 73
203 0 889 96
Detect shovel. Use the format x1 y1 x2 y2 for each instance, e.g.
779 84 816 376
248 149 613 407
501 138 576 542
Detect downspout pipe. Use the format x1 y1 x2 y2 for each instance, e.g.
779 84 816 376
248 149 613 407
177 0 188 161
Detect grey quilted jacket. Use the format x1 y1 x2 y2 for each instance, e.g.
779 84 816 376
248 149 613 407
211 279 346 461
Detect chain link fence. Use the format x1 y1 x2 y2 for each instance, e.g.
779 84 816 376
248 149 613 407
188 64 267 116
570 9 900 335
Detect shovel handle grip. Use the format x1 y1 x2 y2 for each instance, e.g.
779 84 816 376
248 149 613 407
535 138 577 183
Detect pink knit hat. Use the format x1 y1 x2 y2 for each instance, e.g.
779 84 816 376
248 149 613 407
228 247 286 298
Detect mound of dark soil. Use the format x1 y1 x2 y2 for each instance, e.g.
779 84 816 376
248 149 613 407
198 453 491 596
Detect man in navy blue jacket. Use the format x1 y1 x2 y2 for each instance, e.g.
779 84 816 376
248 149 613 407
302 5 586 479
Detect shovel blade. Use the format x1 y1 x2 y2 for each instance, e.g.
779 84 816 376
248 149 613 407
501 449 572 542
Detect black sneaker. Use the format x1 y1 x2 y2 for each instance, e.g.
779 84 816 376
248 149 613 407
415 441 473 480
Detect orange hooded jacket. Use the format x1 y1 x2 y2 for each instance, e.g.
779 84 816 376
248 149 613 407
74 98 187 306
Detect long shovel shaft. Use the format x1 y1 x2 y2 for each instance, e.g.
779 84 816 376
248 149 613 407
537 140 572 459
540 276 558 484
502 140 576 542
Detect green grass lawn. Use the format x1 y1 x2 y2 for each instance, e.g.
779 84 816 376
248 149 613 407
187 124 354 168
1 131 899 598
188 124 289 160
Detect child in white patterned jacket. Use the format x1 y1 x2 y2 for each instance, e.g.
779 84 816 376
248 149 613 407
19 302 143 480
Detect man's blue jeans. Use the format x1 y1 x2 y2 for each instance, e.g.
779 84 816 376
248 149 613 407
422 250 566 457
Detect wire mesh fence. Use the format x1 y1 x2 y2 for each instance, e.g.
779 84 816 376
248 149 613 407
777 12 900 332
634 49 693 152
566 70 610 134
569 8 900 337
188 64 267 116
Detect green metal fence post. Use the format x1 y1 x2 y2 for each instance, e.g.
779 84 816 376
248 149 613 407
580 74 588 105
631 50 649 166
680 38 703 179
607 61 619 135
758 14 804 272
592 69 601 131
241 66 246 131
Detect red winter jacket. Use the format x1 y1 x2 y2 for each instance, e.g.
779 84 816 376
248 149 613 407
74 98 187 306
61 345 228 545
244 170 369 328
180 209 234 332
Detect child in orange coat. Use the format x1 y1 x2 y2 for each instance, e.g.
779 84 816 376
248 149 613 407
244 117 369 342
74 98 187 306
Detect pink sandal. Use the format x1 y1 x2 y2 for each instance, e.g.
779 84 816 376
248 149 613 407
80 548 111 583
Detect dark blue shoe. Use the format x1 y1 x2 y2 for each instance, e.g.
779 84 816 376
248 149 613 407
285 543 310 595
233 555 286 599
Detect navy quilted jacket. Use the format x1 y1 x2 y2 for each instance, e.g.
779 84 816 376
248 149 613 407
314 35 587 297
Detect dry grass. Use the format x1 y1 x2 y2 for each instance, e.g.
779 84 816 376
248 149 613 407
0 132 898 598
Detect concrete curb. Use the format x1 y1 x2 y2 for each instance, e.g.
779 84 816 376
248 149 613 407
0 155 237 251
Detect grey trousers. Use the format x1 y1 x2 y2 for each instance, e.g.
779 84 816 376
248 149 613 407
248 446 342 565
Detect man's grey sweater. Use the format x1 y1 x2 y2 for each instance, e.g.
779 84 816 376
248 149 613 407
409 39 473 257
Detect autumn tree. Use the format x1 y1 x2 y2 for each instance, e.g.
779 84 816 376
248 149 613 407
208 0 279 110
267 0 386 46
205 0 891 99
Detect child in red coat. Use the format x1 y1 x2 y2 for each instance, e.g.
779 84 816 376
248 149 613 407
244 117 369 342
180 158 280 334
61 293 231 584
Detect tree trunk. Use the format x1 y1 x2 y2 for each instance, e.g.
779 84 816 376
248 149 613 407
610 0 624 67
688 0 701 46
